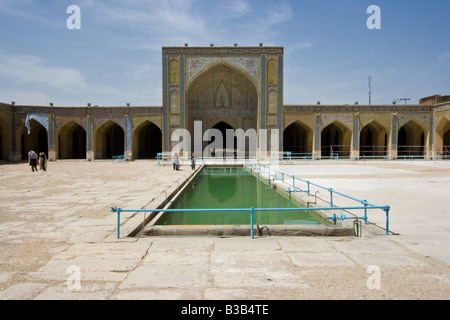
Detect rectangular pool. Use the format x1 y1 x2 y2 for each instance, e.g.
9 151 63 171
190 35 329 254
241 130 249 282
156 166 328 226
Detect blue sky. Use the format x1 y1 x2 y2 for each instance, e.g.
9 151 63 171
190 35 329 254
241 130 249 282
0 0 449 106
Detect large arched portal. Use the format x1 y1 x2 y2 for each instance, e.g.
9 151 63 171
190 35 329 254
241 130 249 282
359 121 388 158
398 120 427 158
133 121 162 159
321 122 351 158
283 121 313 155
57 121 86 159
186 63 258 156
94 121 124 159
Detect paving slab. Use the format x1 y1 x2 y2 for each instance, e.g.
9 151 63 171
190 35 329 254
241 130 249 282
287 252 356 267
119 265 212 290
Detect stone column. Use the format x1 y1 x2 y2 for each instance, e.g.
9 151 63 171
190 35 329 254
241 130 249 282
389 112 398 159
125 115 132 159
48 114 56 161
351 112 360 159
86 115 94 160
313 112 321 159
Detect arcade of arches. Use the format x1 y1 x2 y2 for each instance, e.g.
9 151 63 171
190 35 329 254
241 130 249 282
0 105 449 162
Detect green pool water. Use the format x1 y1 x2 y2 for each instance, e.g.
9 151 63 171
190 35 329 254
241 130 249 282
157 167 327 226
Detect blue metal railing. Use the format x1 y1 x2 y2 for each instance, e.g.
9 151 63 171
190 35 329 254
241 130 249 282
156 152 257 166
110 204 391 239
245 163 391 233
110 163 392 239
268 151 449 162
112 155 129 163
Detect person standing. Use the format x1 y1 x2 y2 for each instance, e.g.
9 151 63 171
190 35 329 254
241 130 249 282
28 150 38 172
172 152 180 171
39 152 47 171
191 153 196 170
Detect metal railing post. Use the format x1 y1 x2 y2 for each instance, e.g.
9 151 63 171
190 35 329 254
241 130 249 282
250 207 254 239
363 200 368 224
329 188 333 207
385 206 390 235
117 209 121 239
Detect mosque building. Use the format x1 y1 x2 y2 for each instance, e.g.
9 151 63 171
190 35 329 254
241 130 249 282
0 46 449 162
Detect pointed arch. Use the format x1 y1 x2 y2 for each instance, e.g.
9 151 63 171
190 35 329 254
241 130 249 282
132 120 162 159
187 60 258 92
20 119 48 158
209 121 236 154
56 120 86 159
187 62 258 155
321 121 352 158
283 120 313 154
398 119 428 157
94 120 124 159
435 117 450 156
359 120 388 157
0 116 11 161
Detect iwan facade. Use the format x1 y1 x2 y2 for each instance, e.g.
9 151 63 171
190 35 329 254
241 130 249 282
0 46 449 162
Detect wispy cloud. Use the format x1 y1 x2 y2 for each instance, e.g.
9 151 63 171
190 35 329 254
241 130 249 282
0 49 122 106
0 0 60 27
0 50 87 91
85 0 293 46
93 0 210 45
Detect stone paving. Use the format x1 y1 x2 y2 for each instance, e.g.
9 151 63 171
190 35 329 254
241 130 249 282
0 160 448 300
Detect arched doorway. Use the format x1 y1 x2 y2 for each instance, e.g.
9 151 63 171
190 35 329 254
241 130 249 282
57 121 86 159
204 121 237 157
435 118 450 156
133 121 162 159
359 121 388 158
445 130 450 156
22 119 48 158
0 122 3 161
186 63 258 155
398 120 427 158
283 121 313 155
0 116 11 161
94 121 124 159
321 122 351 158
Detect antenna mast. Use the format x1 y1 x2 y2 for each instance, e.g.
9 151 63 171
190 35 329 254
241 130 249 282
368 76 372 105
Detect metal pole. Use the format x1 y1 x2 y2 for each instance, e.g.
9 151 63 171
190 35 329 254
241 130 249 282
363 201 368 224
385 207 390 235
330 188 333 207
117 209 121 239
250 208 254 239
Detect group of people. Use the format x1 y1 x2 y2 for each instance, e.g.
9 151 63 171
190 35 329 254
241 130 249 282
27 150 47 172
172 152 196 171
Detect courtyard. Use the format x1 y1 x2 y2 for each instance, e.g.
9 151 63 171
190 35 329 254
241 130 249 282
0 159 448 300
